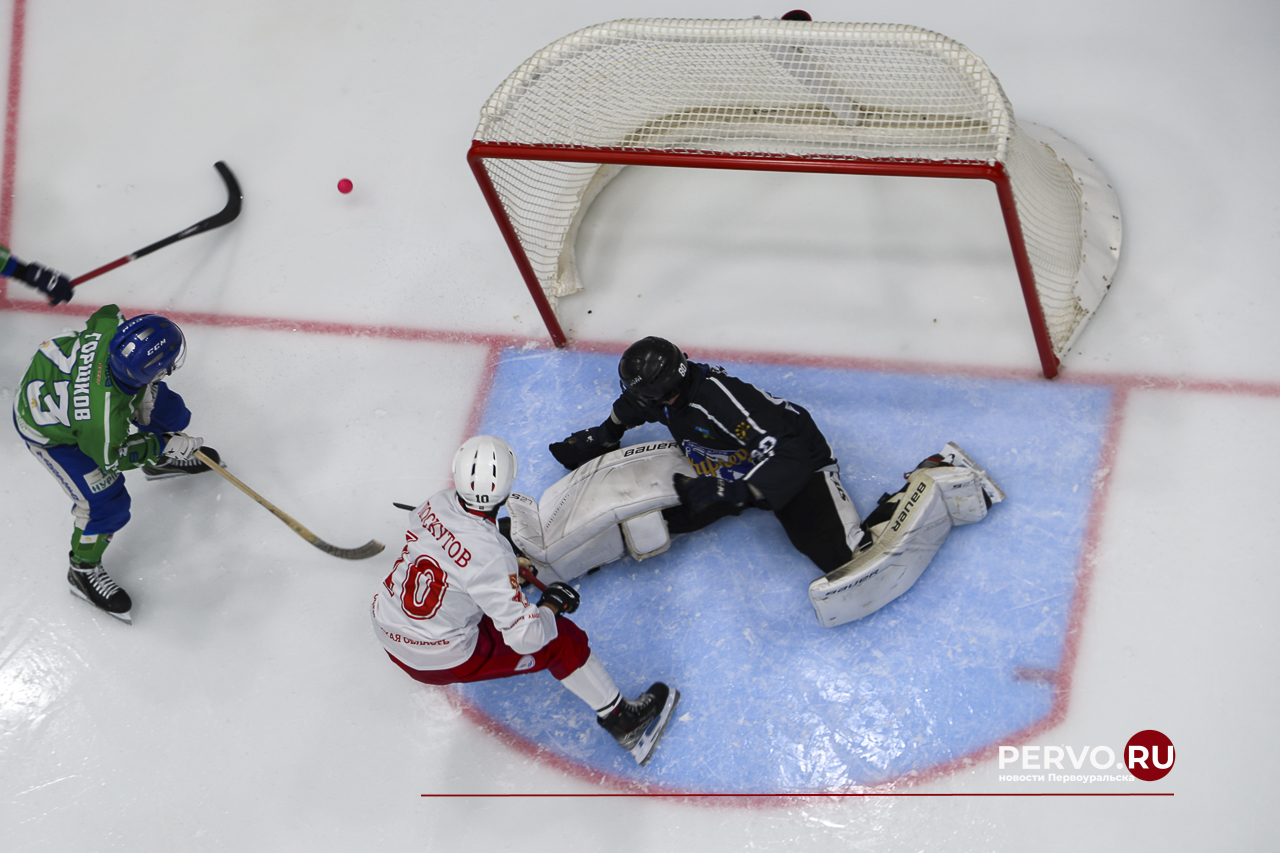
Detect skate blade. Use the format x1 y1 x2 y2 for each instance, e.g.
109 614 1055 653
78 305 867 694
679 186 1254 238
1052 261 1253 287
942 442 1005 503
628 688 680 766
143 465 217 481
69 587 132 624
143 452 224 481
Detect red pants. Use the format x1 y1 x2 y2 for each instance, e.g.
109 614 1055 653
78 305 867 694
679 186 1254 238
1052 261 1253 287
387 614 591 685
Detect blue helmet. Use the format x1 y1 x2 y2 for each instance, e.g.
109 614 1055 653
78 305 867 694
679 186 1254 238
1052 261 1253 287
108 314 186 390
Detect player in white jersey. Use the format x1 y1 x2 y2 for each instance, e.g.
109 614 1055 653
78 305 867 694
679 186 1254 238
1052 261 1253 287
371 436 679 764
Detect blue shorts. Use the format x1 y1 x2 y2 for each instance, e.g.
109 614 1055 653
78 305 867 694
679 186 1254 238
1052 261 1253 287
23 439 132 536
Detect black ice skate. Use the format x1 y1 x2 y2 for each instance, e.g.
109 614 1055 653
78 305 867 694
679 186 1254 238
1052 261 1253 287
67 553 132 624
598 682 680 765
143 446 221 480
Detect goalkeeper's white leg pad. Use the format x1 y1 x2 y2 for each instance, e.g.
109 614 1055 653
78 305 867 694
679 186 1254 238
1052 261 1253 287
809 470 953 628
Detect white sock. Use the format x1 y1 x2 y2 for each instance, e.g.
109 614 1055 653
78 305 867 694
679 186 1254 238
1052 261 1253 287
558 653 622 717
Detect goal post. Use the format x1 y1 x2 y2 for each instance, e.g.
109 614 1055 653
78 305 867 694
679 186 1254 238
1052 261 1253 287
468 17 1122 378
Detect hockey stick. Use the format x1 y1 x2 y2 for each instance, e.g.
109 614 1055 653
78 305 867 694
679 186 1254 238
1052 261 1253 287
518 565 548 591
70 162 243 287
201 449 384 560
393 500 545 589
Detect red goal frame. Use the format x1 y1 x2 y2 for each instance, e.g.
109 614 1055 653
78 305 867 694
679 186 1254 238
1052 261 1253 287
468 143 1058 378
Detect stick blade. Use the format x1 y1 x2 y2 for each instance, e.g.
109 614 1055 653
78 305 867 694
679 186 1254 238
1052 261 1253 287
211 161 243 225
313 539 386 561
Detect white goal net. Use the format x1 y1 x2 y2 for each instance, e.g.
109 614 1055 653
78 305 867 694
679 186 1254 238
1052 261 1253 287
470 17 1121 377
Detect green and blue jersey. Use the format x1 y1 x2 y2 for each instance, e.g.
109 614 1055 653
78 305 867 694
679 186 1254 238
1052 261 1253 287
14 304 166 471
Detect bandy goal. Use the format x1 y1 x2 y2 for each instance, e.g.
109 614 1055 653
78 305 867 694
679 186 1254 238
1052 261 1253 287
468 16 1122 379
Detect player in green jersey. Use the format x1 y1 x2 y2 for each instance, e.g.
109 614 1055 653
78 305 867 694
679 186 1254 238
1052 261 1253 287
1 243 73 304
13 305 220 622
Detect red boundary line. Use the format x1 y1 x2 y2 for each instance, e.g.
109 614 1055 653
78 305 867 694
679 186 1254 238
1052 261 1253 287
0 7 1257 806
5 298 1229 801
429 365 1114 802
422 361 1192 803
468 142 1062 378
9 297 1278 401
1 306 1273 801
420 792 1174 799
11 293 1217 801
0 0 26 251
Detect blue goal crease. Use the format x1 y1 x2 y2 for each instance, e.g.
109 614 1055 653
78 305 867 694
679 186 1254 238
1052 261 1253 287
452 347 1112 792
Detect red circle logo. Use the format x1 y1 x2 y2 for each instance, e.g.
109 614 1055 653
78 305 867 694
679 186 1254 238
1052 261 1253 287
1125 730 1175 781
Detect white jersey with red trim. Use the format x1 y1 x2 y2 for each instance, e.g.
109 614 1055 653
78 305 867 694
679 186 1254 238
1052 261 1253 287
371 488 558 670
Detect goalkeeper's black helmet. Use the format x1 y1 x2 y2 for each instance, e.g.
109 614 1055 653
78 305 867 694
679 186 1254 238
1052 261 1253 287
618 336 689 403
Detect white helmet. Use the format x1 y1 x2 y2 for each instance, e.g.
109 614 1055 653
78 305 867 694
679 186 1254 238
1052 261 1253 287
452 436 517 512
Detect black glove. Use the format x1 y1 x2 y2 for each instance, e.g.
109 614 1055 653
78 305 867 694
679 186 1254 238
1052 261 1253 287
549 424 621 470
16 262 73 305
673 473 751 515
537 581 580 614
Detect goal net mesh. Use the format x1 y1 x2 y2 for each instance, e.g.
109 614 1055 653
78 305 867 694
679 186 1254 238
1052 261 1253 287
473 19 1106 360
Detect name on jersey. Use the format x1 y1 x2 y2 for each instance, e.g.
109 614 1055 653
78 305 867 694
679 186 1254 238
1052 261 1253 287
71 333 103 422
416 503 473 567
378 625 449 647
371 595 450 646
28 333 102 428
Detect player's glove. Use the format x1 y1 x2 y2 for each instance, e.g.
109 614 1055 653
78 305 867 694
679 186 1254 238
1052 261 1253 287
673 473 752 516
16 262 74 305
161 432 204 461
549 425 621 470
537 581 580 615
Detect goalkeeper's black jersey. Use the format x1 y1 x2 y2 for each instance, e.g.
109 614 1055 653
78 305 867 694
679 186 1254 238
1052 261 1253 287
610 362 836 510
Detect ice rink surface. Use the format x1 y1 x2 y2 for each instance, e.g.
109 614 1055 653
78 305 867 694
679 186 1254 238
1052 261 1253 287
2 1 1279 850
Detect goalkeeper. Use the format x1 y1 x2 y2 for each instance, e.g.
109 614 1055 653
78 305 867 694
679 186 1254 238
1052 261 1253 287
549 336 864 573
547 336 1005 626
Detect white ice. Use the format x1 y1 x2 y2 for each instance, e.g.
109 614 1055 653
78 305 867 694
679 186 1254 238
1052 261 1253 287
2 0 1278 850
